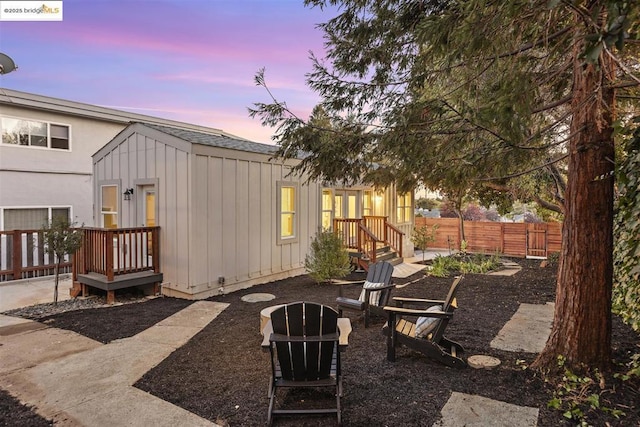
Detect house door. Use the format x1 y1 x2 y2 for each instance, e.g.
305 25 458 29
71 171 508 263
334 190 359 219
334 190 360 244
137 186 156 258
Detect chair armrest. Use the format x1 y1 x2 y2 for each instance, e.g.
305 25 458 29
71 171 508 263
261 320 273 348
337 318 352 349
383 305 452 318
393 296 445 305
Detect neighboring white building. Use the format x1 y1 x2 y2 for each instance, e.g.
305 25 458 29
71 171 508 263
0 88 240 231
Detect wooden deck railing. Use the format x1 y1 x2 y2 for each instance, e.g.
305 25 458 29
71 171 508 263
0 229 72 282
334 216 404 262
74 227 160 282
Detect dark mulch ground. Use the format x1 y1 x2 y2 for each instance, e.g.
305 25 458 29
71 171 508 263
2 259 639 426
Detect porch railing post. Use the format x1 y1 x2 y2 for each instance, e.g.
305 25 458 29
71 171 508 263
11 230 22 280
106 229 114 282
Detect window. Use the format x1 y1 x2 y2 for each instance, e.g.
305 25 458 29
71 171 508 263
277 182 298 244
397 192 412 223
321 189 333 231
363 191 373 217
101 185 118 228
364 190 385 216
2 207 70 231
1 117 70 150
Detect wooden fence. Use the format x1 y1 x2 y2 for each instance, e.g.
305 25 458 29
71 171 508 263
0 229 72 282
414 217 562 258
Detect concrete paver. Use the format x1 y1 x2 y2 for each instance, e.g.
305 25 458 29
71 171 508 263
490 302 555 353
433 392 539 427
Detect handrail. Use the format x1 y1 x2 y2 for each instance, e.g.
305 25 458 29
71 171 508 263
385 222 404 258
358 223 382 263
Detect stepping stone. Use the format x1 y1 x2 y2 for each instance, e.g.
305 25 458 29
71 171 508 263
490 303 554 353
241 293 276 303
468 355 501 369
433 392 539 427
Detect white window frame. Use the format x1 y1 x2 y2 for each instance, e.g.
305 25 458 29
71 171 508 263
0 206 72 231
396 192 412 224
100 184 119 229
277 181 299 245
1 115 71 151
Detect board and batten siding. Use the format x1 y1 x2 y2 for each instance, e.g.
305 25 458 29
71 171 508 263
94 124 321 300
189 153 319 298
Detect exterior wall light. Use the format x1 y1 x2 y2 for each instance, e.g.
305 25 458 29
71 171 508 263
123 188 134 201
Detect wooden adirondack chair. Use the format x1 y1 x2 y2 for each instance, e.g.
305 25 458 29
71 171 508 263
261 301 352 426
336 261 395 328
382 275 467 368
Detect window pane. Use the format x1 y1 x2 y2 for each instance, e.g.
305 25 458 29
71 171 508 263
1 118 22 145
281 213 294 237
281 187 294 211
52 208 70 223
30 121 47 147
101 186 118 212
3 208 48 230
51 124 70 149
103 213 118 229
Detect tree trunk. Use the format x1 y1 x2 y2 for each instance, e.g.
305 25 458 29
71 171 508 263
533 22 616 373
54 261 60 305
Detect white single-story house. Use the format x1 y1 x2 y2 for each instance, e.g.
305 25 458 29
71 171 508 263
90 122 415 299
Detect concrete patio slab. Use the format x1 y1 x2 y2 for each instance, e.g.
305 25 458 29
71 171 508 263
0 275 73 312
0 300 227 427
392 262 426 278
490 302 554 353
433 392 539 427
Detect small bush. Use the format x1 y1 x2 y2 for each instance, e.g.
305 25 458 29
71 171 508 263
304 229 351 284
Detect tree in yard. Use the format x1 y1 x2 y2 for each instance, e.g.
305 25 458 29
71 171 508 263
250 0 639 374
411 223 439 262
41 217 83 304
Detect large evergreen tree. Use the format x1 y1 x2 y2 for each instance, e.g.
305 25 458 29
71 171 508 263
250 1 639 372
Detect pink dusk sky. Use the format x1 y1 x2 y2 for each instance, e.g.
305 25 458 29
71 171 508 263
0 0 338 143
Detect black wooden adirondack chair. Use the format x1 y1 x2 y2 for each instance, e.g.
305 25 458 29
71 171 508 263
382 275 467 368
261 301 351 426
336 260 395 328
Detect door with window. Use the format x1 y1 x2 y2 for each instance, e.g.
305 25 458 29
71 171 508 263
137 186 156 258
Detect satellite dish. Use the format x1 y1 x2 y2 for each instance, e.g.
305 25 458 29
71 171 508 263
0 53 18 75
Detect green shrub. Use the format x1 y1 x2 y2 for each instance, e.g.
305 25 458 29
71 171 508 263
305 229 351 284
428 253 502 277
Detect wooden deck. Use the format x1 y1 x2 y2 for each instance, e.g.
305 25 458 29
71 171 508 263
72 227 162 304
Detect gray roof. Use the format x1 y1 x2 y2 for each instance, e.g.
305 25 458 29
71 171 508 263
0 88 240 138
142 122 279 156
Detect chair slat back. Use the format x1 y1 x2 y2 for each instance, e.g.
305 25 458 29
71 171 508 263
431 275 464 342
270 302 339 381
366 261 394 307
367 261 394 284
